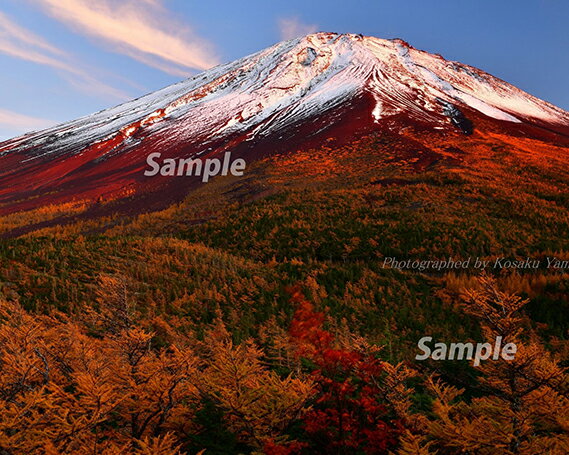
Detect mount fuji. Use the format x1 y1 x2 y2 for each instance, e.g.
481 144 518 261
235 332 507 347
1 32 568 220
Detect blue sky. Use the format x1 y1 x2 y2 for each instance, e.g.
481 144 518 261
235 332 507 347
0 0 567 140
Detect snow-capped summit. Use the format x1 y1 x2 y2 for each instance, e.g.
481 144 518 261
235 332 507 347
0 32 568 216
3 33 568 159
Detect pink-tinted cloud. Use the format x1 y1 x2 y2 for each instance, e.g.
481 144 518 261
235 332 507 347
0 12 128 100
0 12 64 56
30 0 220 75
0 108 55 132
279 17 318 40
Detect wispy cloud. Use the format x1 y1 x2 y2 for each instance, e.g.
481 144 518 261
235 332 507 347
30 0 220 76
0 108 55 132
278 17 318 40
0 12 128 100
0 12 64 56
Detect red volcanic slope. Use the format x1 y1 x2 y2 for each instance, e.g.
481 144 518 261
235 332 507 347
1 32 568 216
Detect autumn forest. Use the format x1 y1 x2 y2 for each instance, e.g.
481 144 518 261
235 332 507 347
0 122 568 455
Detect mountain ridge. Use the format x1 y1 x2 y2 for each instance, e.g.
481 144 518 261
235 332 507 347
0 32 568 221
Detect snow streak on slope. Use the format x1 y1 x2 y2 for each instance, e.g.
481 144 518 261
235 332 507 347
1 32 568 164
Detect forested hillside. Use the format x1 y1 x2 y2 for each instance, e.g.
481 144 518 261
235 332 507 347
0 124 568 454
